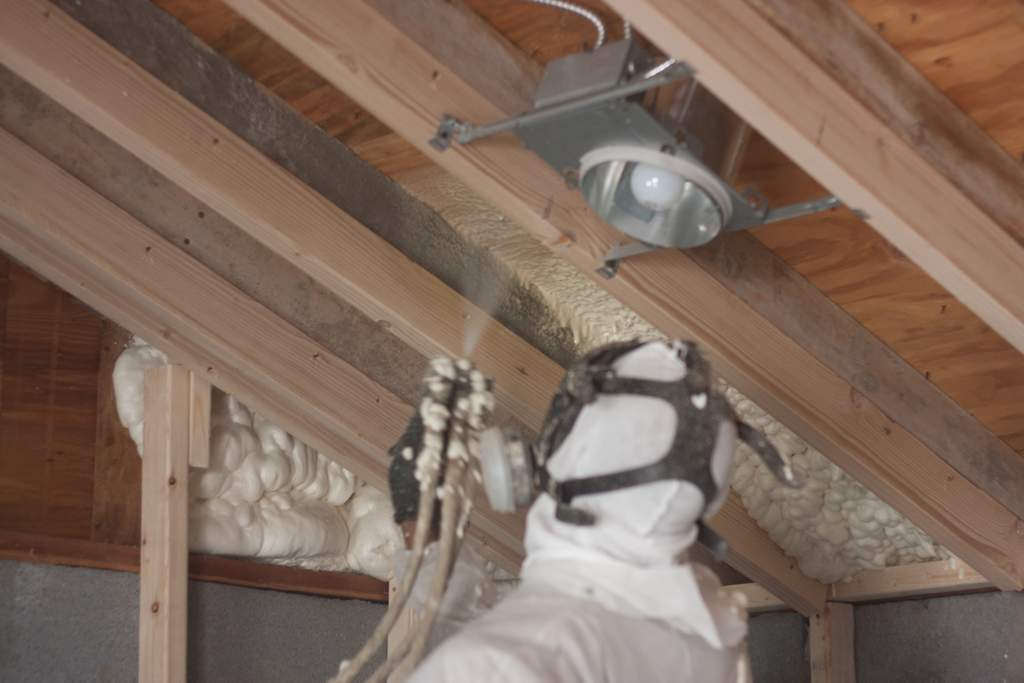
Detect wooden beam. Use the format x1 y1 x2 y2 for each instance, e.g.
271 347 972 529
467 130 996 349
1 0 553 437
0 125 525 571
810 603 856 683
723 583 786 614
91 322 142 545
386 581 423 680
831 559 992 603
200 0 1024 590
0 529 389 602
729 557 994 614
187 372 211 468
715 492 823 616
0 1 829 612
689 229 1024 527
671 56 1024 520
139 364 190 683
603 0 1024 356
0 117 823 611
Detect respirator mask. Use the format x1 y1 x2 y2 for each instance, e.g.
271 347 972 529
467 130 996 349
477 340 801 550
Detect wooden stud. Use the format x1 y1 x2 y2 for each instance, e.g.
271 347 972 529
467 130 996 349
198 0 1024 590
187 371 210 469
139 364 190 683
810 603 856 683
91 322 142 545
386 581 423 681
0 5 832 610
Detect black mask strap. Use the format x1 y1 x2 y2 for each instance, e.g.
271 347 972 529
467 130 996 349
736 421 801 488
536 373 724 526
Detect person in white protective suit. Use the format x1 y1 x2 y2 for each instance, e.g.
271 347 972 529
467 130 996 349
403 339 800 683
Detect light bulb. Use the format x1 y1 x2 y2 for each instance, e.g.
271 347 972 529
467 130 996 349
629 162 685 212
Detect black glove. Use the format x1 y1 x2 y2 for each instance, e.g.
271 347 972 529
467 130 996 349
388 411 428 525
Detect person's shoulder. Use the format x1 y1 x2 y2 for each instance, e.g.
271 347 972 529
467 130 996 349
409 626 583 683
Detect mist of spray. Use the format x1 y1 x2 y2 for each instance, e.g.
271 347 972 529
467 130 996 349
460 256 507 357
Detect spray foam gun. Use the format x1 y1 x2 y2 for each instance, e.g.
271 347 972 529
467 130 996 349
333 356 495 683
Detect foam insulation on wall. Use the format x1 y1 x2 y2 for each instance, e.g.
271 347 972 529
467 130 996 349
398 168 951 583
112 339 403 581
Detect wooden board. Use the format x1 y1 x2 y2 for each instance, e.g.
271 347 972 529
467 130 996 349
2 0 561 440
0 0 832 612
740 137 1024 457
0 529 388 601
0 261 102 539
147 0 1024 462
90 321 141 545
0 119 828 611
462 0 622 63
139 364 190 683
714 492 825 616
604 0 1024 354
150 0 391 146
0 255 7 418
810 602 856 683
0 125 525 570
187 372 211 468
207 0 1024 591
723 582 786 614
830 558 991 603
846 0 1024 161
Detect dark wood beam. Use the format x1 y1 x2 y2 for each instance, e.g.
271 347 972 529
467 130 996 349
209 0 1024 589
0 529 388 602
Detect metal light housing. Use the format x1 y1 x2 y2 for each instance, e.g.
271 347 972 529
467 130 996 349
430 40 840 274
579 145 733 249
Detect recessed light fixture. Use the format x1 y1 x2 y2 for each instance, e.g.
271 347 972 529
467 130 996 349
431 40 839 277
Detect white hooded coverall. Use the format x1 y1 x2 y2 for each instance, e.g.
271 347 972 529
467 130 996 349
408 342 749 683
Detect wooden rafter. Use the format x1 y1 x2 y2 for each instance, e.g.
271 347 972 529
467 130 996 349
0 0 834 613
0 118 826 612
199 0 1024 590
604 0 1024 356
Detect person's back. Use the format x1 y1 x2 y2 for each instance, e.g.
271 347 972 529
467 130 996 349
411 567 744 683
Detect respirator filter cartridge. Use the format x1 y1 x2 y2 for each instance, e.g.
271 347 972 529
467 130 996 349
478 426 535 513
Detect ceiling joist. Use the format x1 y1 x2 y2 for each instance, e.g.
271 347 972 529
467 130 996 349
0 1 830 614
0 124 529 570
199 0 1024 590
605 0 1024 356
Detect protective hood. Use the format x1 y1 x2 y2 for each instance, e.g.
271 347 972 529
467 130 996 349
525 341 735 565
521 341 746 648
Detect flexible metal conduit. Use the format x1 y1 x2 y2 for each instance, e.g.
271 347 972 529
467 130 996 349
526 0 606 48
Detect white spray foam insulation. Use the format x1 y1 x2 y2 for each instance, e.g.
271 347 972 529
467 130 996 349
725 385 949 582
112 339 403 580
397 169 951 582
